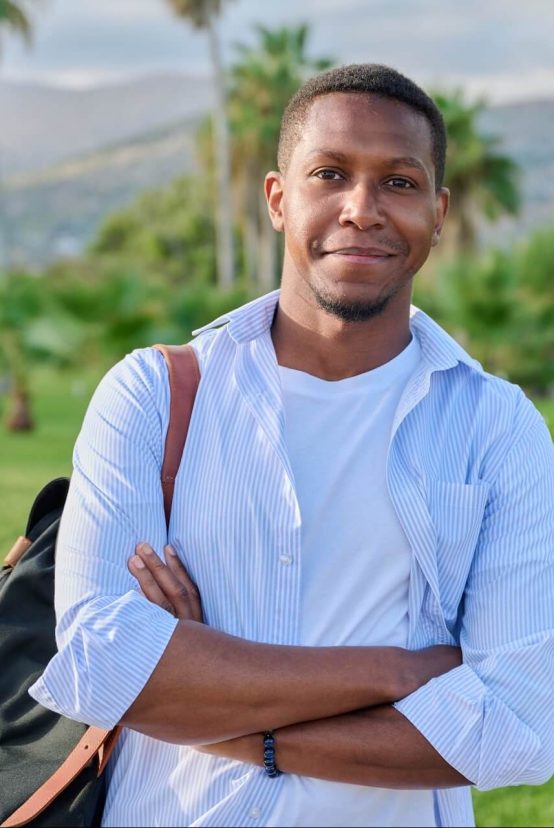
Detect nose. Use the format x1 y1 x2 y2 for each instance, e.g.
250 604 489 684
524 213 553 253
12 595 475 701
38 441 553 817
338 181 386 230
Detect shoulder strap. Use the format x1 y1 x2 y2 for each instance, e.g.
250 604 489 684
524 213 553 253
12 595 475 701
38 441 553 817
153 344 201 527
1 344 200 828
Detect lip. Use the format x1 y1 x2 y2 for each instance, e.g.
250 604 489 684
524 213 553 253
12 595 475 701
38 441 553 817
331 247 396 256
326 247 396 264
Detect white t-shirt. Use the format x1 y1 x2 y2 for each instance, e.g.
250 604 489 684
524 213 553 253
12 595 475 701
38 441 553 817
269 335 436 828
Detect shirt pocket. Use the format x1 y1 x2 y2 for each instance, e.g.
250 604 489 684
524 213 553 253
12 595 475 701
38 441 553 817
424 477 490 636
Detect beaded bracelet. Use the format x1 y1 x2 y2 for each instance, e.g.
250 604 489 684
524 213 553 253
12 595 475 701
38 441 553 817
262 731 282 777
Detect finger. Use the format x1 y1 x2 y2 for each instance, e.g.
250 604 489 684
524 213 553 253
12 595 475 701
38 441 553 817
128 554 176 616
136 543 196 620
164 545 204 623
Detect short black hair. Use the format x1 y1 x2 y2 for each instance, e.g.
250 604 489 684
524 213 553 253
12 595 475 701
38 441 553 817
278 63 447 189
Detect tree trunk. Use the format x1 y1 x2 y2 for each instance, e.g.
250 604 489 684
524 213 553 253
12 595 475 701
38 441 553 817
240 162 260 289
6 385 34 432
451 193 478 257
207 17 234 290
0 147 11 271
257 188 277 291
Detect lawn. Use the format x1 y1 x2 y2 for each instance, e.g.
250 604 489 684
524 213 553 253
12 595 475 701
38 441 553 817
0 366 104 554
1 367 554 827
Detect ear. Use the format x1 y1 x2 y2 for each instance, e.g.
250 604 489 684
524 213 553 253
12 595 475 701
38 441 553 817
264 171 285 232
431 188 450 247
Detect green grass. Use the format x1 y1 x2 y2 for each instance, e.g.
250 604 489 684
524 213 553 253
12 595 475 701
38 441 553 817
1 368 554 826
472 780 554 827
0 366 104 553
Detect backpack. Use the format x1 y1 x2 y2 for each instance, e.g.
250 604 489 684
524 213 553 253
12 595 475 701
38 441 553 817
0 344 200 828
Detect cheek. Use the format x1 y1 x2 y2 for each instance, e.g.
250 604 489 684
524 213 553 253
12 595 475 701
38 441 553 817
283 198 325 252
401 205 437 251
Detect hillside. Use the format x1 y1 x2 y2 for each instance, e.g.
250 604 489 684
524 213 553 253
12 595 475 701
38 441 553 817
0 74 213 177
3 119 200 265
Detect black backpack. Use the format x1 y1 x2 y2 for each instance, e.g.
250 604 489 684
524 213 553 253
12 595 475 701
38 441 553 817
0 345 199 828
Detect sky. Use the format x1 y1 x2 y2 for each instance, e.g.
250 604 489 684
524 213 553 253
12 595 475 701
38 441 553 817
2 0 554 103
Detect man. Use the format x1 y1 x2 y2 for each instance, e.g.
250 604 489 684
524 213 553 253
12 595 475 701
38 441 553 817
30 64 554 827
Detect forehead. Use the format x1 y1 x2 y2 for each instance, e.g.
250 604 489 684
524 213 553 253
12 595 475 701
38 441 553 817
295 92 434 168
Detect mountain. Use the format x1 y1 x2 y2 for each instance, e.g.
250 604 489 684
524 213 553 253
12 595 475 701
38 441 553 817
0 73 213 177
3 119 201 265
1 75 553 268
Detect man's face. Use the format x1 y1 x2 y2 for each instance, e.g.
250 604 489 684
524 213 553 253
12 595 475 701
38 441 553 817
266 92 449 322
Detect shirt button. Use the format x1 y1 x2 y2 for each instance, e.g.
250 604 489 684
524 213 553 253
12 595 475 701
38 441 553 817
249 806 261 819
279 554 293 566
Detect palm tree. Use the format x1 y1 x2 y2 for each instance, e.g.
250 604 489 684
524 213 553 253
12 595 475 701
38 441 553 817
0 271 42 431
227 24 332 289
0 1 43 430
435 90 521 256
0 1 33 49
165 0 235 290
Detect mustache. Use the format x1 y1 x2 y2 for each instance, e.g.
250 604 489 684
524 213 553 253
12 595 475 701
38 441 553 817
316 237 409 256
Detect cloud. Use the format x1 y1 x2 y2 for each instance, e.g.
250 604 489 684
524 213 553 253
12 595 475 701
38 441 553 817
2 0 554 104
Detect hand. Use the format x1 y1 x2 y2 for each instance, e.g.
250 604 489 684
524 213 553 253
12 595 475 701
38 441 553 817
128 543 203 622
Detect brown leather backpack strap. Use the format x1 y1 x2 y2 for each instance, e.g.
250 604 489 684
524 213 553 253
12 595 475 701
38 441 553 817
1 345 200 828
153 344 201 527
1 726 119 828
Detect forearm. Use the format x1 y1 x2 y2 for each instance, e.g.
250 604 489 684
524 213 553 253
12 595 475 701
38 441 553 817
121 620 460 744
203 705 471 788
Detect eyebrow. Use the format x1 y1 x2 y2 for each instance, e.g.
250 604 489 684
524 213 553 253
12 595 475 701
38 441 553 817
389 156 428 175
306 149 428 175
306 149 349 163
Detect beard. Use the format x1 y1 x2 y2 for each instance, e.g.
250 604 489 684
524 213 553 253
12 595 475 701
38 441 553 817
309 280 398 323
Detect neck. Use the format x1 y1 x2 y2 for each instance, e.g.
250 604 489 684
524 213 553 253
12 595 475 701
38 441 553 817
271 288 412 382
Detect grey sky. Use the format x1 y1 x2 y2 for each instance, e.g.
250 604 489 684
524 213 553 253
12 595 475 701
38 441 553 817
3 0 554 102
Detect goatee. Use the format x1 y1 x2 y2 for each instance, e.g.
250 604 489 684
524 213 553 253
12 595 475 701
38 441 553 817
310 284 394 323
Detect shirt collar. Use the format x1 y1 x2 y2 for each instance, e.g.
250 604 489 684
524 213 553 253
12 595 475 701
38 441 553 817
408 305 484 375
193 289 484 376
192 289 281 343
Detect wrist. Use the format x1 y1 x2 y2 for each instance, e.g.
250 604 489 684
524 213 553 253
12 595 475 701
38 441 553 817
262 731 282 777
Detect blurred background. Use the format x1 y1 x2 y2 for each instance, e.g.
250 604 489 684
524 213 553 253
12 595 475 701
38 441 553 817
0 3 553 823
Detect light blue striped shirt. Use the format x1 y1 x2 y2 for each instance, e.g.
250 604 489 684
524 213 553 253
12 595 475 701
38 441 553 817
30 289 554 827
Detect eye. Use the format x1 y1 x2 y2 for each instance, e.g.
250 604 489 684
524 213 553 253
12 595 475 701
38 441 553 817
313 168 343 181
385 177 416 190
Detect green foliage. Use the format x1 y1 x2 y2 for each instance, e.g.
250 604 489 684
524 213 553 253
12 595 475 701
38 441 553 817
167 280 251 337
415 224 554 393
0 269 78 383
0 267 85 429
434 89 521 254
228 23 332 169
44 260 176 368
90 177 218 285
0 0 33 47
165 0 229 29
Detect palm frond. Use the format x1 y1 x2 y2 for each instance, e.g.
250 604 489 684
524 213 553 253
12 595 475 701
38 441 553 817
0 0 33 44
165 0 227 29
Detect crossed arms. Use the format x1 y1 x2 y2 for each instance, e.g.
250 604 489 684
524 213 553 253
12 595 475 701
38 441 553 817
123 542 468 788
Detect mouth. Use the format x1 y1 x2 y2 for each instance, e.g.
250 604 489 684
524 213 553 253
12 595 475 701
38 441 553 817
325 247 397 265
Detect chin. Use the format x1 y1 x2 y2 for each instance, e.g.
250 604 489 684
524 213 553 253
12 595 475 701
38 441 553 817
310 281 394 323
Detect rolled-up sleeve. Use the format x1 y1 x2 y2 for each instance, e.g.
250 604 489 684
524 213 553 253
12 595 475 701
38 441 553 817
29 347 179 729
395 402 554 790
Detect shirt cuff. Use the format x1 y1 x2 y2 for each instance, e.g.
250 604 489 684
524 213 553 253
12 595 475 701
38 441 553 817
393 663 541 790
29 590 179 730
